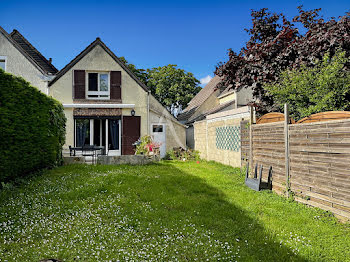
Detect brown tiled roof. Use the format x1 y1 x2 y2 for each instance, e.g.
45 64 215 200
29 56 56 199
10 30 58 74
177 75 222 121
49 37 149 92
187 75 221 110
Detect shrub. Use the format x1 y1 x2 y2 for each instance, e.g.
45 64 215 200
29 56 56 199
164 147 200 161
0 70 66 183
264 50 350 120
134 135 161 156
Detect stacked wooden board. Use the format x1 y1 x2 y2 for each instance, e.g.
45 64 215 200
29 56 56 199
289 119 350 220
240 120 250 163
251 122 286 195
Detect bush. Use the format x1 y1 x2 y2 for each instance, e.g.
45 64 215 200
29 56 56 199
134 135 161 156
264 50 350 120
0 70 66 183
164 147 200 161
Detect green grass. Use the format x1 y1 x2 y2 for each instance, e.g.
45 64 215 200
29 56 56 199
0 161 349 261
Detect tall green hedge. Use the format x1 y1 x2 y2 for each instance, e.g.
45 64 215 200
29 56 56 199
0 69 66 183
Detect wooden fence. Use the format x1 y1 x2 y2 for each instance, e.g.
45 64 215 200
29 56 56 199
251 122 286 194
240 120 250 163
242 109 350 221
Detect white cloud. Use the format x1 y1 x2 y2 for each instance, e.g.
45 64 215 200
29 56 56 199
200 75 212 86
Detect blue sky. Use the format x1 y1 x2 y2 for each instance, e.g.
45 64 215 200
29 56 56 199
1 0 349 86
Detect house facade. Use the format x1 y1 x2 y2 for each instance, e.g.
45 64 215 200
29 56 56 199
0 27 57 94
178 75 253 148
1 27 186 157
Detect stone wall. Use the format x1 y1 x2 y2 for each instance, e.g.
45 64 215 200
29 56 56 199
194 106 251 167
63 156 86 165
193 120 207 159
63 155 159 165
98 155 159 165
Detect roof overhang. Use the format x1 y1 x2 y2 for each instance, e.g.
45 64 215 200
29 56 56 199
218 90 235 99
63 103 135 109
206 105 250 122
0 26 47 75
49 38 149 92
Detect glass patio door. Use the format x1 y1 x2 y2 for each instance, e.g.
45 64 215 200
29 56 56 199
75 119 90 147
93 119 106 147
107 119 121 156
75 118 121 156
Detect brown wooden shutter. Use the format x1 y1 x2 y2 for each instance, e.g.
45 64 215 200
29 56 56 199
110 71 121 100
74 70 85 99
122 116 140 155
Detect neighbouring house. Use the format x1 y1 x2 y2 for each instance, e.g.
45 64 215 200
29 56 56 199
0 27 58 94
0 27 186 157
177 75 253 148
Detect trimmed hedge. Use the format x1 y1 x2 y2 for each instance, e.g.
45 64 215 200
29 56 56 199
0 69 66 183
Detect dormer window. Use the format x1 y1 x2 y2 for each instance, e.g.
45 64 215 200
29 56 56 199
87 72 110 99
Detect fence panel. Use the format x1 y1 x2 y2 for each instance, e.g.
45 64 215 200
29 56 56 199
204 110 350 220
240 120 250 163
251 122 286 194
289 119 350 219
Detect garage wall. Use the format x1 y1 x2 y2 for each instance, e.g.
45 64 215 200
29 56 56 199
194 106 251 167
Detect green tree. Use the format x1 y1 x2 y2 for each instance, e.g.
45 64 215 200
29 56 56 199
118 57 201 116
264 50 350 120
118 56 148 85
146 65 201 116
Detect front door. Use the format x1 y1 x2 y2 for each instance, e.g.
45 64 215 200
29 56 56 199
122 116 141 155
151 124 166 158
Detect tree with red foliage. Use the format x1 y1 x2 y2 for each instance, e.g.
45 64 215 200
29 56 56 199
215 7 350 114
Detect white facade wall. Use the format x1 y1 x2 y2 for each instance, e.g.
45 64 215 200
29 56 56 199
49 44 186 153
149 95 186 151
0 32 49 93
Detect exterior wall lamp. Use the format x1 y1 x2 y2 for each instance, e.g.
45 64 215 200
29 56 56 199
131 109 135 116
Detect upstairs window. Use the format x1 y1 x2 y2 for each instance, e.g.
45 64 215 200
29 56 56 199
87 72 109 99
0 56 7 71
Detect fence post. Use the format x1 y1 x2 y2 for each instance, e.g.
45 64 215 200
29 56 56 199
284 104 290 197
249 106 254 174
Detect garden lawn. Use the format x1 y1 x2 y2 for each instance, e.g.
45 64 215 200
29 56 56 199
0 161 349 261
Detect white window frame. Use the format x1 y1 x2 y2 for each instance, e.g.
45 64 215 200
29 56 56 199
106 119 122 156
0 56 7 71
74 118 121 156
86 71 110 99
